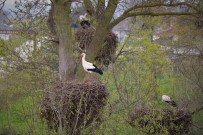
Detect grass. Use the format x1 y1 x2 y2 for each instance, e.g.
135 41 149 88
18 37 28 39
191 110 203 135
0 96 48 135
157 76 175 95
0 98 27 131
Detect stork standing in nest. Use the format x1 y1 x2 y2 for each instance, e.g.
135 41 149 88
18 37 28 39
81 53 103 76
162 95 177 107
79 13 90 29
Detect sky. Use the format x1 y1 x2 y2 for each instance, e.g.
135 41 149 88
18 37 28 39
4 0 15 11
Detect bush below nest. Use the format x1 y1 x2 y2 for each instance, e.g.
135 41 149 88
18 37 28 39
41 80 108 134
127 108 193 135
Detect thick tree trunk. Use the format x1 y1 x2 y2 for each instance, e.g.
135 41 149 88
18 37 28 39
86 22 109 62
53 0 76 81
87 0 118 61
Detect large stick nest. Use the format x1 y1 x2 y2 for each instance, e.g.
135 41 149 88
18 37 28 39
75 27 118 66
127 108 193 135
41 80 108 134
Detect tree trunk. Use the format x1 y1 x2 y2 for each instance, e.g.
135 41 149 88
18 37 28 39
53 0 76 81
86 22 109 62
87 0 118 61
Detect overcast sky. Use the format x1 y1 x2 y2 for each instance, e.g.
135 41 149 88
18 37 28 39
4 0 15 11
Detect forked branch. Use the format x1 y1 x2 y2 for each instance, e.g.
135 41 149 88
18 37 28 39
109 2 199 29
0 0 6 10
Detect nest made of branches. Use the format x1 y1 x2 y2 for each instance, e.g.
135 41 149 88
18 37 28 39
41 80 109 134
75 27 118 66
127 108 193 135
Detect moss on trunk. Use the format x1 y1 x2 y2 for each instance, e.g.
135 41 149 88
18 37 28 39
53 0 76 81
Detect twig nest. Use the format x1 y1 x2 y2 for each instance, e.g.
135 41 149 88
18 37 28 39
75 27 95 50
75 27 118 66
96 32 118 66
128 108 193 135
41 80 108 134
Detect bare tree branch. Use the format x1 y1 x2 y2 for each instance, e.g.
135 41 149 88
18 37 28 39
108 2 200 29
0 0 6 11
104 0 119 20
84 0 95 16
124 2 200 15
96 0 105 19
109 11 197 29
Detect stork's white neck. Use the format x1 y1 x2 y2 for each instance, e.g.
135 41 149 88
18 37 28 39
82 54 86 60
82 53 93 66
82 54 87 65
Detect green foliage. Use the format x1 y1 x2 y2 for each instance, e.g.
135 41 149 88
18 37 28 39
96 15 203 134
0 96 48 134
0 39 4 56
0 15 58 135
94 23 176 134
0 39 9 57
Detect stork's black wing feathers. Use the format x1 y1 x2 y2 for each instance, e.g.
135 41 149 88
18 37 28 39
165 101 170 103
170 101 177 107
93 64 98 68
80 21 90 29
87 64 103 75
164 100 177 107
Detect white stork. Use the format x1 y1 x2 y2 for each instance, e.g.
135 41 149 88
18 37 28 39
162 95 177 107
81 53 103 75
79 13 88 21
79 13 90 29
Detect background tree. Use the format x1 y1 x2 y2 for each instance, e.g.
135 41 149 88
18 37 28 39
48 0 201 81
